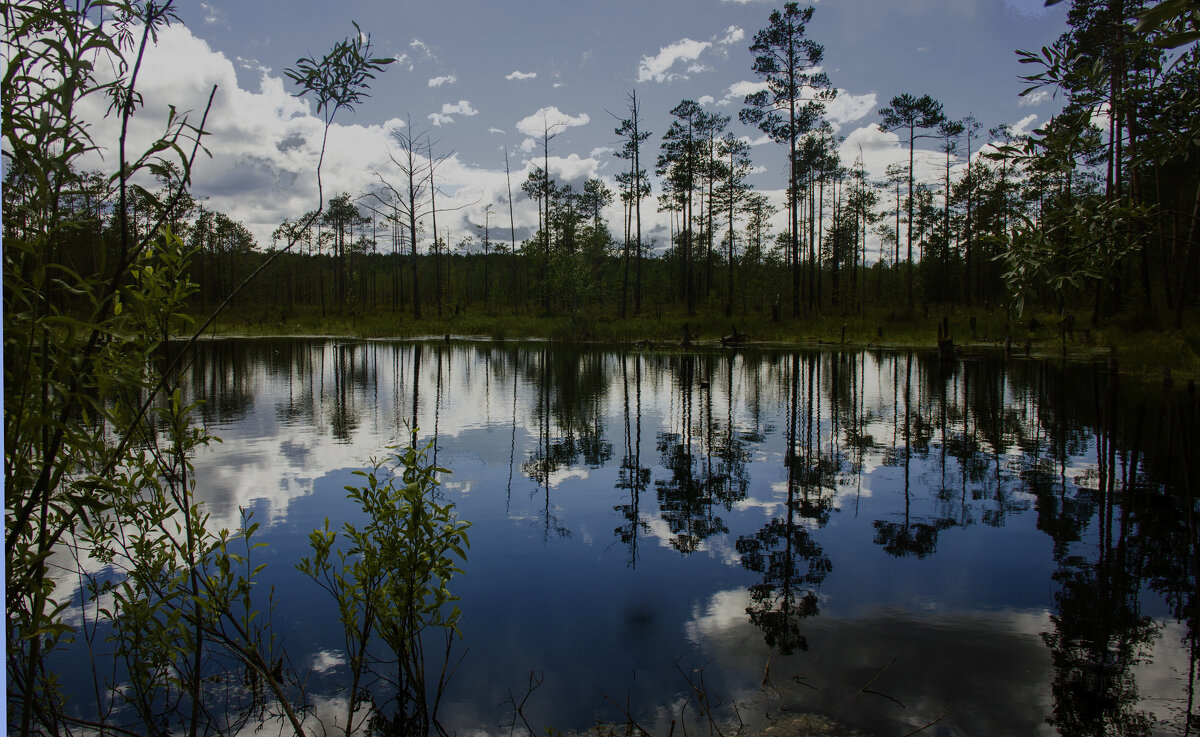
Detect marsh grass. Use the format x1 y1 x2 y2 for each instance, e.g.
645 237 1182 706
199 302 1200 383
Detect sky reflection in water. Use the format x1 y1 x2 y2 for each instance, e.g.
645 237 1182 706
175 338 1198 736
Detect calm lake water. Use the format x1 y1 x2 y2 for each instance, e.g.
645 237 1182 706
88 338 1200 735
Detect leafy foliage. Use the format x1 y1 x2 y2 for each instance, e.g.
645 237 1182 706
299 441 471 736
4 4 394 735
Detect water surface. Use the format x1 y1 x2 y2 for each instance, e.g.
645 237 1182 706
163 338 1200 735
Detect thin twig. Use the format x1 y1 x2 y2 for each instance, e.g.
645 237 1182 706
898 704 954 737
592 683 655 737
836 649 905 709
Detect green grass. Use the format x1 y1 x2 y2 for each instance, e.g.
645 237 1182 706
193 302 1200 384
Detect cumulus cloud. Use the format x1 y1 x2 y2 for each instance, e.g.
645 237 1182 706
1012 113 1039 137
427 101 477 126
538 153 602 183
739 134 774 147
843 124 900 154
431 100 478 125
515 106 589 138
698 95 715 106
838 124 945 187
506 70 537 80
488 127 506 135
716 79 770 106
65 22 525 252
637 38 711 83
718 25 745 45
69 23 419 247
1019 89 1050 107
428 74 456 87
824 90 877 131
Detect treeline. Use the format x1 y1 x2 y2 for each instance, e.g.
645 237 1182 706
0 157 1022 328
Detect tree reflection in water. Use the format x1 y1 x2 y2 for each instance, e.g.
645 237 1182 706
173 340 1198 736
614 353 651 568
735 353 834 653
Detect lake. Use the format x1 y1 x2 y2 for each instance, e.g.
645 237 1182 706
75 338 1200 736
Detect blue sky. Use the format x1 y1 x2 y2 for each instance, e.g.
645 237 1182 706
80 0 1072 257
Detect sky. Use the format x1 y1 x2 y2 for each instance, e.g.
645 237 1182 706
75 0 1074 259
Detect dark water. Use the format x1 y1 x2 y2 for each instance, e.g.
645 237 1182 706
113 339 1200 734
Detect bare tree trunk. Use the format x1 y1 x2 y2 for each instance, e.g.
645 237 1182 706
505 147 518 315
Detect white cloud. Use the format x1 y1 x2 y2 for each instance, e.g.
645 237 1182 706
542 153 602 182
428 100 477 126
590 146 614 157
637 38 711 83
519 137 537 153
428 74 456 87
488 127 506 135
1019 89 1050 107
410 38 434 57
698 95 715 106
198 1 226 25
844 124 899 154
506 70 537 80
1012 113 1039 137
444 100 478 116
717 79 770 106
235 56 270 74
70 23 423 249
718 25 745 45
64 23 580 259
838 123 948 194
687 63 711 74
824 90 877 130
739 134 773 146
515 106 590 138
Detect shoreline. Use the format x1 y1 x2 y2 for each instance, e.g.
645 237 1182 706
186 305 1200 385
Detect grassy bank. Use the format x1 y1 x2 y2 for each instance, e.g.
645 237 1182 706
194 303 1200 383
